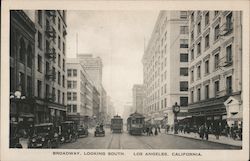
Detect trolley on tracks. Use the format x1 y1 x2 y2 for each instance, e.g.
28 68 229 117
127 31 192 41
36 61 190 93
127 112 145 135
111 115 123 133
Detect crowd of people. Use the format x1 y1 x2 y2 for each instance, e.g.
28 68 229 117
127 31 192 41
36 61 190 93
142 121 242 141
143 124 161 136
173 123 243 141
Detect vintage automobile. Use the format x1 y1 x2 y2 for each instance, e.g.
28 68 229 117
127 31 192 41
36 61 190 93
10 122 22 148
77 125 88 138
28 123 59 148
94 124 105 137
59 121 78 143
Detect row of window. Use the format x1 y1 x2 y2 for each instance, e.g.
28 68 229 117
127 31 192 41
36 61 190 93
67 104 77 113
67 80 77 89
37 54 65 74
190 76 232 103
146 53 188 90
67 69 77 77
38 80 65 104
146 96 188 113
38 10 66 39
190 12 233 60
38 30 66 56
67 92 77 101
12 38 33 68
44 61 65 87
190 45 232 82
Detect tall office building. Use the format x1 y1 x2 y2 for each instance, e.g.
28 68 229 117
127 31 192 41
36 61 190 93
77 54 107 122
132 84 145 114
10 11 36 124
142 11 189 126
66 58 100 126
32 10 67 125
188 11 242 128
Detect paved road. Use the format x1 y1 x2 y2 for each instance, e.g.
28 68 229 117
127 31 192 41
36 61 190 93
59 128 240 149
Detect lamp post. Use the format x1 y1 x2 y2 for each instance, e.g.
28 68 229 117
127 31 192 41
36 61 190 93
172 102 180 134
10 90 26 122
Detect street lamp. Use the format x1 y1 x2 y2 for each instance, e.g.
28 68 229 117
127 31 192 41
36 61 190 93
10 90 26 122
172 102 180 134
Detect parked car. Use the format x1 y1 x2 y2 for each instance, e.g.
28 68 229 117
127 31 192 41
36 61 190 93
94 124 105 137
28 123 59 148
10 122 22 148
77 125 88 138
59 121 78 143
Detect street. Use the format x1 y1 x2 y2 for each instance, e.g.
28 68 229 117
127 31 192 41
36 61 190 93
59 127 240 149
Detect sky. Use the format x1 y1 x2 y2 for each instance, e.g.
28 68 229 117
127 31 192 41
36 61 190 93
66 11 159 115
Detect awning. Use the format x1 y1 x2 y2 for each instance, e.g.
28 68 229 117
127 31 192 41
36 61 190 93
227 111 243 121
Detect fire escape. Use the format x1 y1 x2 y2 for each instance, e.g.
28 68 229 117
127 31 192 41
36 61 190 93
45 10 57 102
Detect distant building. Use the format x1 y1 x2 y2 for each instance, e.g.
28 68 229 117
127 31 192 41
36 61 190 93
122 103 133 121
188 11 242 127
77 54 108 123
142 11 189 126
66 58 100 126
10 10 36 124
132 84 145 114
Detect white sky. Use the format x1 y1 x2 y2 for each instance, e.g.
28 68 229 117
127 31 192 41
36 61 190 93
66 11 159 115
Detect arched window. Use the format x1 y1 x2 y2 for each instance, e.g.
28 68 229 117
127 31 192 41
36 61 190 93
19 38 26 64
27 45 32 68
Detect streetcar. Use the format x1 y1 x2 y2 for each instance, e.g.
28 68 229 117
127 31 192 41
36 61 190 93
127 112 145 135
111 115 123 133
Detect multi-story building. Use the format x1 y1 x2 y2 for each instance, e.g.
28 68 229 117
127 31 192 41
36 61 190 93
10 11 36 125
92 86 100 123
122 102 133 121
77 54 108 123
106 96 116 123
142 11 189 126
66 58 99 126
132 84 145 114
25 10 67 125
188 11 242 128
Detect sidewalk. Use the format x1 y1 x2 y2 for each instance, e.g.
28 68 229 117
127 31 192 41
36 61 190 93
168 132 242 147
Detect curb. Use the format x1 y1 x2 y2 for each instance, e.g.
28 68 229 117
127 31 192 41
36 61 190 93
168 133 242 148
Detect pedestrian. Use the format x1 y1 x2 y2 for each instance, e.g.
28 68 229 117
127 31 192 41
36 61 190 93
150 127 153 136
146 127 149 136
214 124 220 140
154 127 158 136
166 125 170 134
158 125 161 133
204 124 209 140
199 125 204 139
238 123 242 140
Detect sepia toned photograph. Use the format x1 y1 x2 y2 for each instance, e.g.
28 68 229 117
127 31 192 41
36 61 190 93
1 1 250 161
9 9 243 150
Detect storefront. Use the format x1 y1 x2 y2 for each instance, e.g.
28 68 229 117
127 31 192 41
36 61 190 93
188 96 229 131
48 103 66 126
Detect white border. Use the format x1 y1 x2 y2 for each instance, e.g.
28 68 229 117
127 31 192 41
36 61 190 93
1 1 249 161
